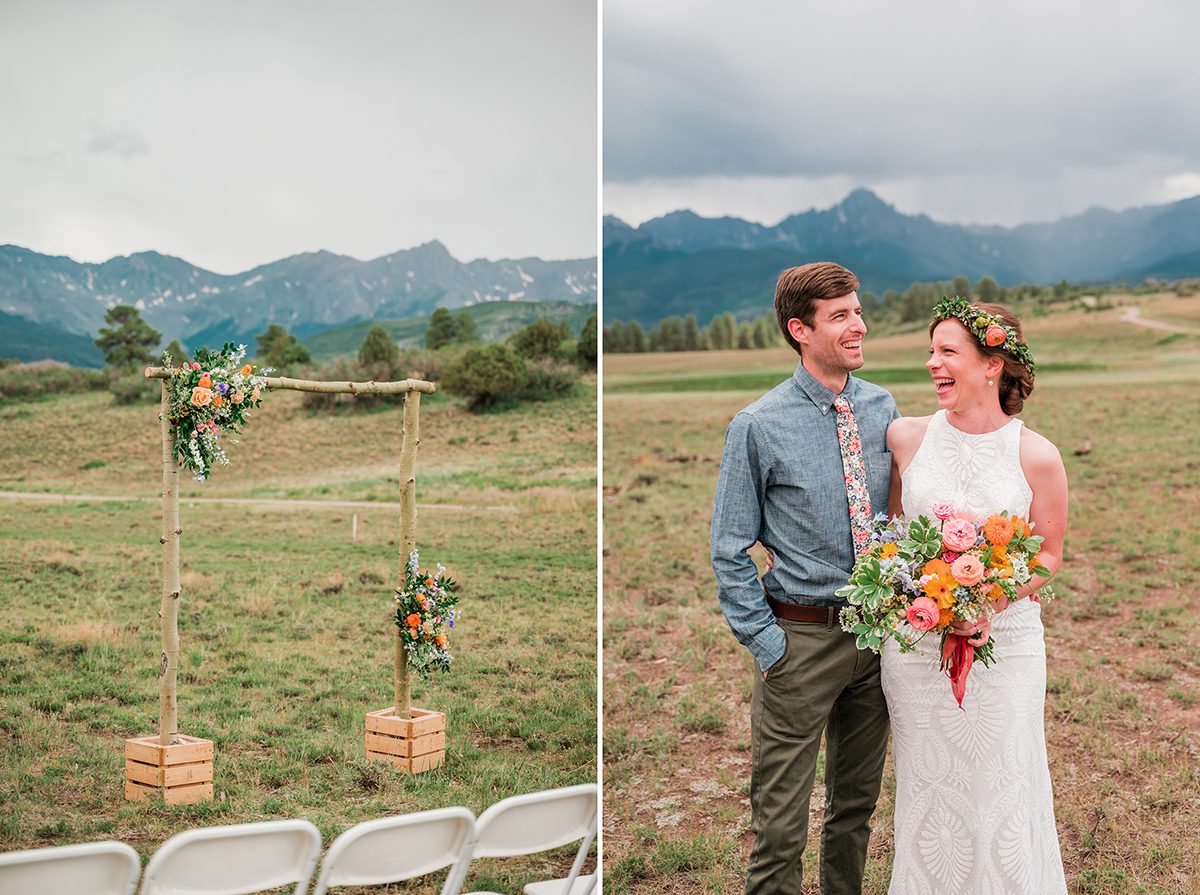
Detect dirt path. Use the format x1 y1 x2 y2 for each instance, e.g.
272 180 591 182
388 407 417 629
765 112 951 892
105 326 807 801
1121 305 1200 334
0 490 517 513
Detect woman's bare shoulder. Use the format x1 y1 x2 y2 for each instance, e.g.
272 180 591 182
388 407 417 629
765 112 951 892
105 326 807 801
887 414 935 450
1019 424 1065 473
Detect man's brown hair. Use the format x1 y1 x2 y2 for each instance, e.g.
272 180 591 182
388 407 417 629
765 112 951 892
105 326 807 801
774 262 860 355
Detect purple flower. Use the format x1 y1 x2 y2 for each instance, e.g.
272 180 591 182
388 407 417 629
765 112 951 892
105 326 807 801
217 382 229 395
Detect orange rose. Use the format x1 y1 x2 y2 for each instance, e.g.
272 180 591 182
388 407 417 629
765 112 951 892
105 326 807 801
405 613 421 628
435 634 447 647
198 374 212 388
231 390 245 404
425 577 434 587
240 364 252 376
984 515 1014 548
190 386 212 407
213 394 224 407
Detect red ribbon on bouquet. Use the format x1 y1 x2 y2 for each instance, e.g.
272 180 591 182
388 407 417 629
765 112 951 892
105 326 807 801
941 633 975 710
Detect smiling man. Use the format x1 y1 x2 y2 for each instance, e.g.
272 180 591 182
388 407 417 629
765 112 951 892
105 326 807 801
711 262 899 895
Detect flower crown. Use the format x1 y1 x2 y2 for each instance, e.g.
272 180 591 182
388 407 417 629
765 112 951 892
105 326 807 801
930 296 1036 378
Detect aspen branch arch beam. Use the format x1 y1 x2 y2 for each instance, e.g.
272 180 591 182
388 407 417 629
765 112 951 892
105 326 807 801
143 366 436 748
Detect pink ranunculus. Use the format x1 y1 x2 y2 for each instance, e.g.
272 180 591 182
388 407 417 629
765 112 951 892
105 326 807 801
906 597 940 631
985 325 1007 347
942 551 961 564
932 502 955 521
950 553 986 586
942 517 977 553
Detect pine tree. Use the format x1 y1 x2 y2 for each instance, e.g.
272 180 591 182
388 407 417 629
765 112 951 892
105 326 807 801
94 305 162 370
454 310 478 343
425 308 458 350
358 325 399 368
577 315 597 366
161 339 188 365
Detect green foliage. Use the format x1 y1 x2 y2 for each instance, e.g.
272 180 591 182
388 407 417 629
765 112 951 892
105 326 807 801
517 359 580 402
442 343 529 410
107 372 159 405
508 316 571 360
161 339 189 365
0 361 108 404
357 325 399 369
454 309 478 344
424 307 459 350
604 321 647 353
94 305 162 371
254 324 311 372
577 314 598 366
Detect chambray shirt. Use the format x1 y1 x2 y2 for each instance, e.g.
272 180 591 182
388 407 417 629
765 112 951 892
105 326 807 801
711 363 899 672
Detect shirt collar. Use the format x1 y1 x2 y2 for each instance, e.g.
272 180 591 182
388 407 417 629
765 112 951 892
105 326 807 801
791 361 860 415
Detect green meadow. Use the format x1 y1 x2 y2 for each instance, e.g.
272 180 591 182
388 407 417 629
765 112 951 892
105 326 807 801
0 383 597 892
602 294 1200 895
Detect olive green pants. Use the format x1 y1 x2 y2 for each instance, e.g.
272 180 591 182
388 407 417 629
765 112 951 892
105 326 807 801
745 618 890 895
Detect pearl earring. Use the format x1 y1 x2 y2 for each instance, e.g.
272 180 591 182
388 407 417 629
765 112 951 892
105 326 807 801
988 380 994 386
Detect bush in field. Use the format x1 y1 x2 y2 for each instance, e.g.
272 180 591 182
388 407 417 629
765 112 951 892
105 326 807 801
255 324 311 373
508 316 570 361
517 358 579 402
441 344 528 410
0 361 108 403
109 371 160 405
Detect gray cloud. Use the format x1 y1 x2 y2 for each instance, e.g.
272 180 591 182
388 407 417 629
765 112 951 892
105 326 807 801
605 0 1200 225
0 0 596 273
86 122 150 160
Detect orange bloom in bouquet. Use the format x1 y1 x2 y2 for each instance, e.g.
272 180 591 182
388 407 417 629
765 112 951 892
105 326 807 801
984 514 1015 547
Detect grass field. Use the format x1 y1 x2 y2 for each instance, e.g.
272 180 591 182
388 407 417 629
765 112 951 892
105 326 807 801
602 295 1200 894
0 382 597 892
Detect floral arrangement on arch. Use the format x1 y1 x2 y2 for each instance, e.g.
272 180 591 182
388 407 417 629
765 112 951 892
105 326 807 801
837 504 1052 706
164 343 269 480
394 551 460 678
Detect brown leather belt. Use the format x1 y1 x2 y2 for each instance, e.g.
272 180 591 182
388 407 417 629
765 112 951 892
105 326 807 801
767 596 840 624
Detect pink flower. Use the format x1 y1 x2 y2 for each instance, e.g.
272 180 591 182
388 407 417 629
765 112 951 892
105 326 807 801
950 553 985 586
932 502 954 521
942 551 960 564
906 597 940 631
942 517 977 553
985 325 1007 347
191 362 201 370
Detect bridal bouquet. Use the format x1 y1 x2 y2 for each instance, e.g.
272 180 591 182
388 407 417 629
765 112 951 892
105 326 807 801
837 504 1052 707
164 343 270 480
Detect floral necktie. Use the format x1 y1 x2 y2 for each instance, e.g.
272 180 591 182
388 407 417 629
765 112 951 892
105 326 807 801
832 395 873 554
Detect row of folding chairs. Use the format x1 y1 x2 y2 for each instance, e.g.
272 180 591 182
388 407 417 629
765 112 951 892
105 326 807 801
0 783 597 895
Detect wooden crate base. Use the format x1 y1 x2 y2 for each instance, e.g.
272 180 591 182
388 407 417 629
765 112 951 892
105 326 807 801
365 707 446 775
124 734 214 804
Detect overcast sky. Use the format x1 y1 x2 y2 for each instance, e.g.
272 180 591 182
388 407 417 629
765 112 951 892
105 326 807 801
604 0 1200 229
0 0 596 274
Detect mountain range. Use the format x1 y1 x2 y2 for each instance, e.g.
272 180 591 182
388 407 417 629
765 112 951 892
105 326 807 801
0 241 596 365
603 189 1200 326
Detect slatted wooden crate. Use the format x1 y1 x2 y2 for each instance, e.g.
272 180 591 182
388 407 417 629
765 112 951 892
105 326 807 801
364 707 446 774
124 734 214 804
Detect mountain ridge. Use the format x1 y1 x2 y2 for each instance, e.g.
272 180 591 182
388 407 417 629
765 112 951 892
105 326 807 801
603 190 1200 325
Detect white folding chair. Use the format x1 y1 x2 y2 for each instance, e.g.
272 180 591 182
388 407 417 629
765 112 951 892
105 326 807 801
455 784 598 895
310 806 475 895
139 818 321 895
0 840 141 895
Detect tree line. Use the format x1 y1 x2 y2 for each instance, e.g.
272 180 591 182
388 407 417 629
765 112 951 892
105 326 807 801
603 274 1133 354
605 312 783 353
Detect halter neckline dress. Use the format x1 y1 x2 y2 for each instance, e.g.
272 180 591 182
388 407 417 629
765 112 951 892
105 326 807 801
880 410 1067 894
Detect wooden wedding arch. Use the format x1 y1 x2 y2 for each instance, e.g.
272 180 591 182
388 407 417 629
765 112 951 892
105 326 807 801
124 368 437 803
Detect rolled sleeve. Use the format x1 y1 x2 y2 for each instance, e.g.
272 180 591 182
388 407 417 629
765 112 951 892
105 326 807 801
711 412 783 673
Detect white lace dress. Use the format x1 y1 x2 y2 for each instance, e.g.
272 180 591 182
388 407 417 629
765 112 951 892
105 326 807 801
880 410 1067 894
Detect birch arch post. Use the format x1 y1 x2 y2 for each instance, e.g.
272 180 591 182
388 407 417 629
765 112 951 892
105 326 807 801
123 366 437 804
